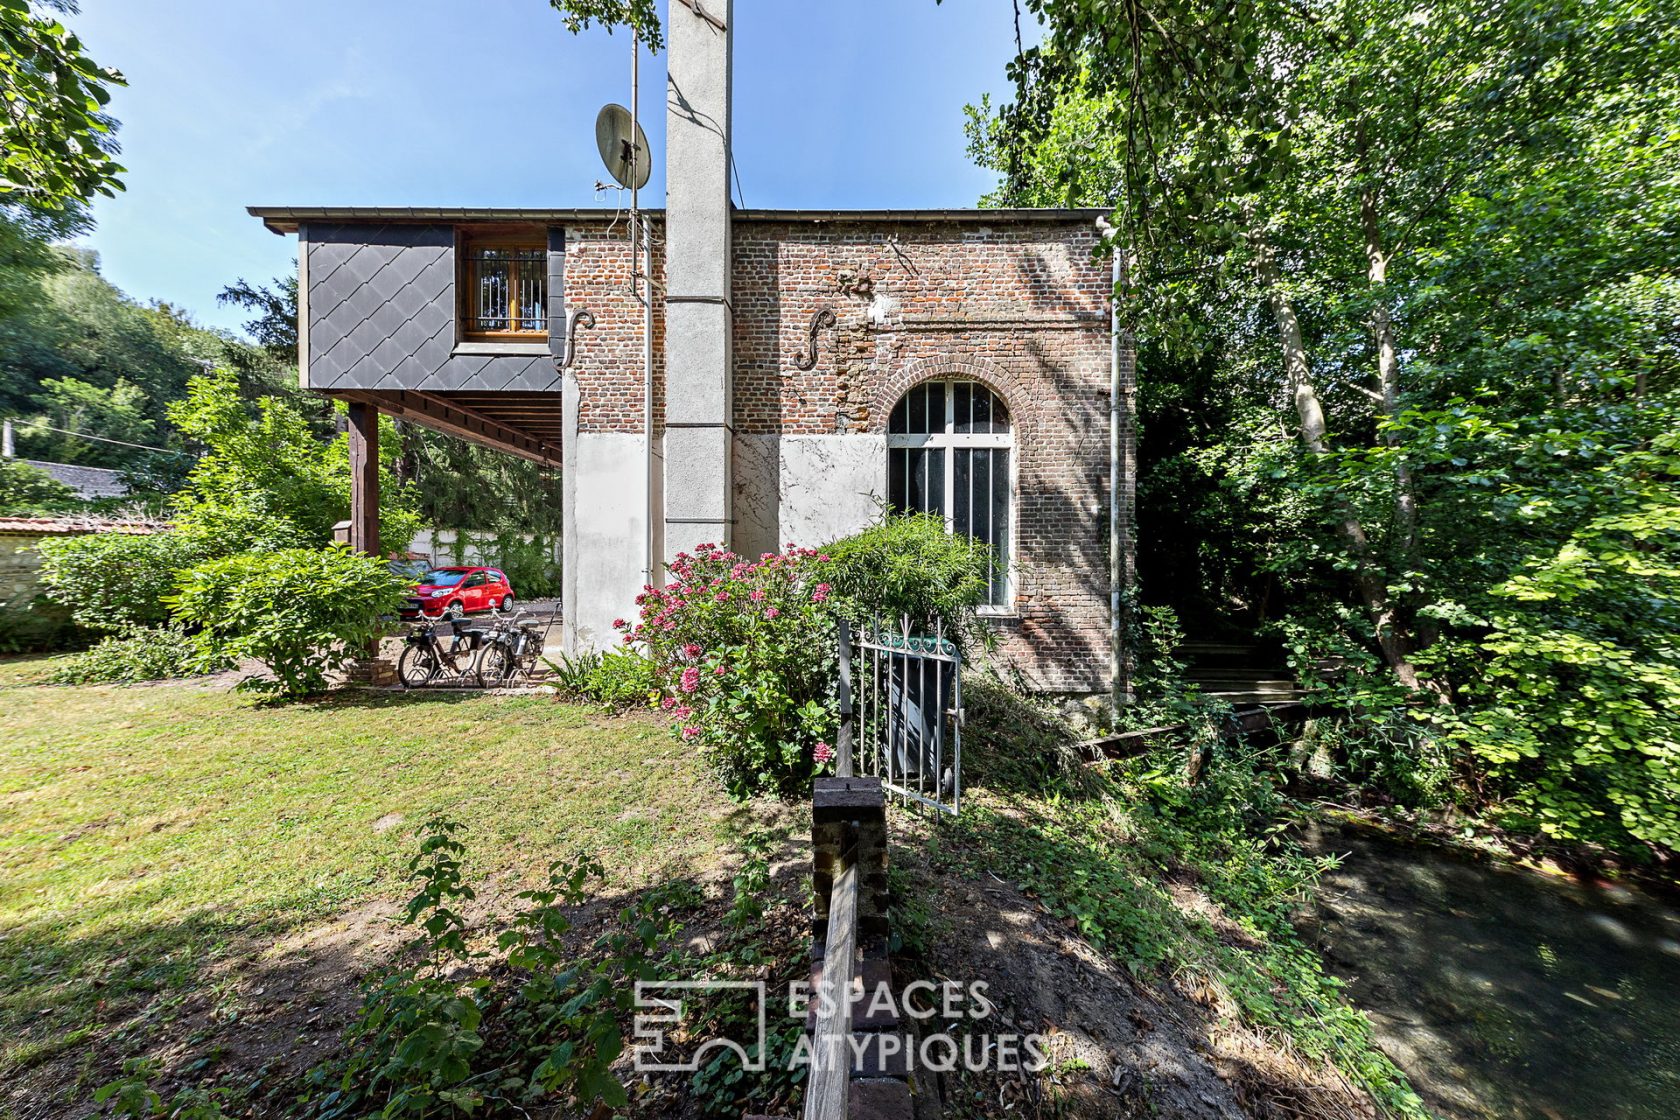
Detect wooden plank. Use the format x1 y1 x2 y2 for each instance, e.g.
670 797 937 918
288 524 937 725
347 400 379 557
805 851 857 1120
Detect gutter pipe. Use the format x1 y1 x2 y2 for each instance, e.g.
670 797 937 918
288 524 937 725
1097 216 1127 720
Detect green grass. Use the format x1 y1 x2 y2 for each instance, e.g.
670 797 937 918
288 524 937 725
0 657 747 1080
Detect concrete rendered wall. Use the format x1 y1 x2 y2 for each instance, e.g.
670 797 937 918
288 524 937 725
661 0 734 561
560 222 666 653
733 433 886 559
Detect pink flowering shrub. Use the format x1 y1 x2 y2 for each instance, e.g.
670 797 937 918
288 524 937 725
618 544 838 797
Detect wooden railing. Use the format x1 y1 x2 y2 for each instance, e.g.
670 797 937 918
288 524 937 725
803 836 858 1120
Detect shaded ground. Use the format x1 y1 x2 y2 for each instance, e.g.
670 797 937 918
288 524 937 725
1297 819 1680 1120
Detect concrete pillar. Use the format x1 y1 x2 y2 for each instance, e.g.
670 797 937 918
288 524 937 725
662 0 733 559
347 401 379 558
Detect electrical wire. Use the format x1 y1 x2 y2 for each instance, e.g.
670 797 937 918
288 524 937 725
3 421 192 457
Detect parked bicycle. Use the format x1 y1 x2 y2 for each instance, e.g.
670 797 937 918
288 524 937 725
398 617 488 688
473 609 548 687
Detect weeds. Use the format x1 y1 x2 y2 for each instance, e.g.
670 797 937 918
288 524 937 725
303 819 688 1118
545 647 660 711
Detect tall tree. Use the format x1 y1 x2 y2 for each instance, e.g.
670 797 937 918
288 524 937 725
972 0 1680 850
0 0 125 212
978 0 1674 688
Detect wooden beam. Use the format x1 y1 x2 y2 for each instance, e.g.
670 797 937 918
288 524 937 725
326 390 563 468
347 400 380 557
408 391 564 464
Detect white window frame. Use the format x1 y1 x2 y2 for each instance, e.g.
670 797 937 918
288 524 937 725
886 379 1017 613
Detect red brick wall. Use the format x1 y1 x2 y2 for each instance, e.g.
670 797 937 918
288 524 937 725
564 215 1121 693
563 223 666 434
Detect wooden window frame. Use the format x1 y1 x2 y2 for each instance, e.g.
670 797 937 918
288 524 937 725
459 230 548 342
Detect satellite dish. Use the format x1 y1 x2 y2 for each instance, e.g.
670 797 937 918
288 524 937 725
595 103 651 191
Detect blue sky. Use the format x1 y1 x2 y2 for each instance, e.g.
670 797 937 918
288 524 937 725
70 0 1031 337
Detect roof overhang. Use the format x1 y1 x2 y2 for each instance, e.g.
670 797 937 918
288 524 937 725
248 205 1111 235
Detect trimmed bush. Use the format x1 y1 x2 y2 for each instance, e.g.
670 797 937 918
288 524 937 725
170 545 411 697
822 512 994 643
50 625 229 685
621 544 838 797
37 531 211 631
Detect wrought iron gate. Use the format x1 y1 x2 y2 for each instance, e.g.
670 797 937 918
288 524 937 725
836 617 962 814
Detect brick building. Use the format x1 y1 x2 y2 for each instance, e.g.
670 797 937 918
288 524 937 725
251 1 1133 698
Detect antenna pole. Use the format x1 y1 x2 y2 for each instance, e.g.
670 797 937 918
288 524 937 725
633 32 655 589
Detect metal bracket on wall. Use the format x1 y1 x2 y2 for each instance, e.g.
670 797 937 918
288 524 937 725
791 307 837 374
561 308 596 370
675 0 727 31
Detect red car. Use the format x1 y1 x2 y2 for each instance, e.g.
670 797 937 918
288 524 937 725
401 566 515 620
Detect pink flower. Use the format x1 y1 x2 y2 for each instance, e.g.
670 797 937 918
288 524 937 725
673 704 693 719
612 617 627 629
622 632 636 644
750 588 766 602
684 643 703 658
814 741 835 764
818 554 831 562
713 665 727 676
661 696 677 710
681 725 701 741
811 587 829 604
764 607 780 619
680 666 701 693
714 591 730 603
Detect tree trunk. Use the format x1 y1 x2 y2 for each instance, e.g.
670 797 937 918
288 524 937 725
1250 223 1425 691
1361 187 1420 561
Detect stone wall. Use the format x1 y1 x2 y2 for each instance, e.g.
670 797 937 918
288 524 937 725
0 530 48 607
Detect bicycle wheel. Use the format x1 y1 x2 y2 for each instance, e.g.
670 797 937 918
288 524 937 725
398 644 440 689
475 642 519 688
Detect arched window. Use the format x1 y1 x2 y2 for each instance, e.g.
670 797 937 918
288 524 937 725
887 380 1013 607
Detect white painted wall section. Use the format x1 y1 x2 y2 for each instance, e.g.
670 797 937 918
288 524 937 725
733 434 885 556
562 431 649 652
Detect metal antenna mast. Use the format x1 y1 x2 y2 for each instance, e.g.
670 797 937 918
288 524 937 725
632 33 656 590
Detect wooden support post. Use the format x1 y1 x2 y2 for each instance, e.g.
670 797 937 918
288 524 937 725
347 401 380 558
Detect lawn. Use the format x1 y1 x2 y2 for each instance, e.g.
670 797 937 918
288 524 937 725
0 657 763 1110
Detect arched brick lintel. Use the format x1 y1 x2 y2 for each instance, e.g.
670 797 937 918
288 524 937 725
868 355 1035 437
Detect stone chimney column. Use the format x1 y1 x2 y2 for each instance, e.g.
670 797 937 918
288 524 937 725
662 0 733 559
